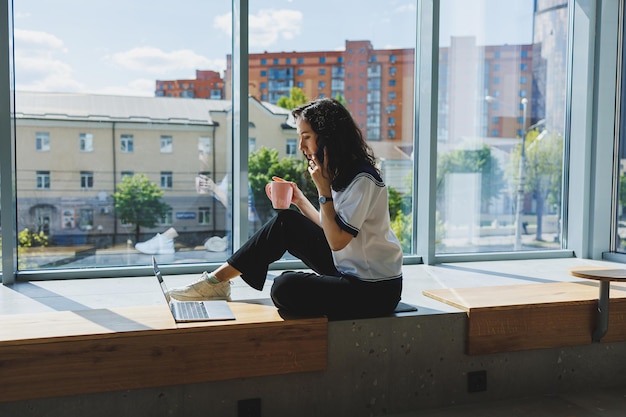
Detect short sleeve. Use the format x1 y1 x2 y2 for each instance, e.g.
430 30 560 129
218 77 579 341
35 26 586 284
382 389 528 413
334 173 383 237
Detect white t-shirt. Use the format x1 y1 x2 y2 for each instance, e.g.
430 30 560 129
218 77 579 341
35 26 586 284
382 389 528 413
329 168 403 282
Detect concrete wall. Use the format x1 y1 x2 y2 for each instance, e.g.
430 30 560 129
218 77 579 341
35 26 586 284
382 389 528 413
2 312 625 417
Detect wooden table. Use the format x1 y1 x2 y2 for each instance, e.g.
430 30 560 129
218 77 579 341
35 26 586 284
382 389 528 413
569 267 626 342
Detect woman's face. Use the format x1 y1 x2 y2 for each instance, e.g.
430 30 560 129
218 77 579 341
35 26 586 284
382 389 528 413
296 117 319 161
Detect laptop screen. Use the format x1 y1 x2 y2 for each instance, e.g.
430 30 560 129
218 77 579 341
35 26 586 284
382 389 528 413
152 256 171 304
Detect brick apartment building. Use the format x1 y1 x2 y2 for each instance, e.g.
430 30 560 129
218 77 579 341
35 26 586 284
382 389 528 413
438 39 535 143
156 70 225 100
159 39 534 146
225 40 416 145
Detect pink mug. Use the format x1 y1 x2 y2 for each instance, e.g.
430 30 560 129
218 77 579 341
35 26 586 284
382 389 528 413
265 181 293 209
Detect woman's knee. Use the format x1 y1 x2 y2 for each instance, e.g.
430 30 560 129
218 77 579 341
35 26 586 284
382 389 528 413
270 273 291 310
275 208 304 226
270 272 309 311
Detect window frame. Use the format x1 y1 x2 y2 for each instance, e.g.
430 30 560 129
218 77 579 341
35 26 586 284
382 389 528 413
79 132 94 152
36 170 51 190
160 171 173 189
198 207 212 226
80 171 94 189
120 134 134 153
36 131 50 151
0 0 619 284
286 138 297 157
160 135 173 153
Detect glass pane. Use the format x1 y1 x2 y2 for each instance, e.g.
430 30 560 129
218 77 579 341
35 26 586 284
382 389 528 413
616 6 626 254
436 0 568 254
13 1 232 271
242 0 417 254
0 171 2 272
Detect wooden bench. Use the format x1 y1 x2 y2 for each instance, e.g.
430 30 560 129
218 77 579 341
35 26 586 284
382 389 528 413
0 301 327 403
423 281 626 355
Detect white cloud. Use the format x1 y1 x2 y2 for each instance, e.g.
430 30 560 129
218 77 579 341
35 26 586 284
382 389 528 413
213 12 232 35
108 47 215 74
394 3 417 13
13 29 83 92
13 28 225 96
14 59 84 92
91 78 156 97
14 28 65 51
214 9 303 48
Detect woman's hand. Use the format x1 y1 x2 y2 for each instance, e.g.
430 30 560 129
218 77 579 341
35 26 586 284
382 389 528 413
271 176 307 208
289 181 308 207
307 149 331 196
307 150 352 251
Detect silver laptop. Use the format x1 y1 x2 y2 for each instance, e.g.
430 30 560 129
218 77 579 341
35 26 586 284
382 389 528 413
152 256 235 322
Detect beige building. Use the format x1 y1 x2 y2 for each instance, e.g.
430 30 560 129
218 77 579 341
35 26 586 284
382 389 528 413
14 92 297 247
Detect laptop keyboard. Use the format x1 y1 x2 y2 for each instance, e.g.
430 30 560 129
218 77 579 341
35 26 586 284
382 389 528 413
172 301 210 320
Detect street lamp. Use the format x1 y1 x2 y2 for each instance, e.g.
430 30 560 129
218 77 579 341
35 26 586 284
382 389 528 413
514 98 528 250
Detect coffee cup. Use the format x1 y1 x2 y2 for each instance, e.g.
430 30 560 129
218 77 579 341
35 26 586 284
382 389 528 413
265 181 293 209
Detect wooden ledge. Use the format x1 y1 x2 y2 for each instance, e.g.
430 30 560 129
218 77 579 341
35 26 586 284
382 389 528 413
0 302 327 403
424 281 626 355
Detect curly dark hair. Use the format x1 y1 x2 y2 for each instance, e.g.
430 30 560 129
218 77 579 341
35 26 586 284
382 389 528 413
291 98 378 190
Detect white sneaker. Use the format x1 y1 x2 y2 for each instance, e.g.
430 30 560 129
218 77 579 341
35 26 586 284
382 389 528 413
135 233 175 255
168 272 232 301
204 236 228 252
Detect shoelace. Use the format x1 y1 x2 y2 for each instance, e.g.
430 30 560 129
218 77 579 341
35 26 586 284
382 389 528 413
187 272 211 286
185 273 231 288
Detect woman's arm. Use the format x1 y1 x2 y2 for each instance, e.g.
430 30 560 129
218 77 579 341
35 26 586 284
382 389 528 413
291 186 321 225
318 199 353 251
290 181 351 250
308 153 353 251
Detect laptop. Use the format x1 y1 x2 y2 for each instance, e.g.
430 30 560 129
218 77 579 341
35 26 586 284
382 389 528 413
152 256 235 322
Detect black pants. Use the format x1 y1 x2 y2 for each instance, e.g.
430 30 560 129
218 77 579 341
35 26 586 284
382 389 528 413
228 210 402 319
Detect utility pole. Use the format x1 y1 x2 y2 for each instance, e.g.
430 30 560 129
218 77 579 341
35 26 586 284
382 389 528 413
514 98 528 250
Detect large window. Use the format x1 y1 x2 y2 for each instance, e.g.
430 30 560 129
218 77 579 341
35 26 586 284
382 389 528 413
435 0 567 254
2 0 623 282
614 2 626 256
8 0 233 274
244 0 416 255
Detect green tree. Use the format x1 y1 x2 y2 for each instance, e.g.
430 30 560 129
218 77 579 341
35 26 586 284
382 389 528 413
276 87 308 110
388 172 420 254
508 130 563 241
388 186 412 219
334 93 348 108
248 147 317 222
390 210 412 253
112 174 171 244
18 228 48 248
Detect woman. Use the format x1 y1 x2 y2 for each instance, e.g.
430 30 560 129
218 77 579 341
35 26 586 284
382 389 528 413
169 98 403 319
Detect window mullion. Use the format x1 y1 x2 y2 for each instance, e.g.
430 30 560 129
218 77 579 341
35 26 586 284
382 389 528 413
232 0 250 251
0 0 16 285
415 0 439 265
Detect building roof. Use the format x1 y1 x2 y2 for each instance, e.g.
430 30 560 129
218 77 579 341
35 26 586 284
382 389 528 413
14 91 230 125
369 141 413 161
258 100 291 116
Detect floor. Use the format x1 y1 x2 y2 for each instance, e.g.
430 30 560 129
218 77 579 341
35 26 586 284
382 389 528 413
392 387 626 417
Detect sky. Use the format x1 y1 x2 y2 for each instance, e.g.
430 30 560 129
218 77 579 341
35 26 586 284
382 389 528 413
11 0 534 97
